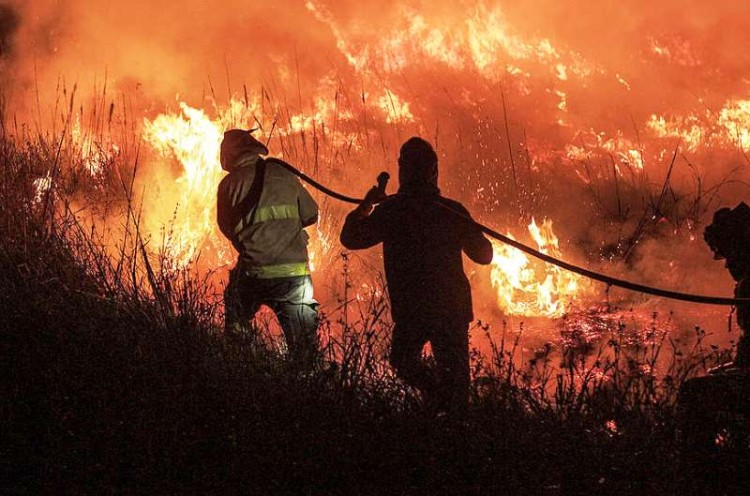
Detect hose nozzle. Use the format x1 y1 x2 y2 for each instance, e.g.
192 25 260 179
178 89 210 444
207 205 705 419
376 172 390 194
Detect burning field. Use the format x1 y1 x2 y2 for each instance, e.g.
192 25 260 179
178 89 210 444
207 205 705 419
3 1 750 493
5 0 748 329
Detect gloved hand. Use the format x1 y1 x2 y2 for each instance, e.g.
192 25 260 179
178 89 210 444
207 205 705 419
363 185 387 205
353 187 381 217
354 175 388 217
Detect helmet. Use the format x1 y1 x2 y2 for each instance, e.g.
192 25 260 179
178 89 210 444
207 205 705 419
398 137 438 191
220 129 269 171
704 202 750 261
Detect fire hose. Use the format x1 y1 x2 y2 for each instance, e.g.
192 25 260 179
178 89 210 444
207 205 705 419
266 158 748 307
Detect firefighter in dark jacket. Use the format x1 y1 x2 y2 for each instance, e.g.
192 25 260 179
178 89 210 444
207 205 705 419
703 202 750 367
678 203 750 465
340 137 493 414
217 129 320 367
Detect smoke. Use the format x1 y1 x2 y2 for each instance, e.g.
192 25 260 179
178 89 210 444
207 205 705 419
0 3 19 58
6 0 339 108
10 1 750 130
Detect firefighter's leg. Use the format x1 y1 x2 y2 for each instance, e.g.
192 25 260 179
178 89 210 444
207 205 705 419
431 323 470 417
735 335 750 367
678 376 720 462
224 268 258 338
275 302 319 369
269 275 320 369
390 322 435 396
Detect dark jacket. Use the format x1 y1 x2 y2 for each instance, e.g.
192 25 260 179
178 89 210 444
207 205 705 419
217 153 318 278
735 278 750 365
340 192 492 324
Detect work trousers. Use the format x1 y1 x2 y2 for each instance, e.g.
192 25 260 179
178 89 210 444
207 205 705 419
225 268 319 368
390 319 470 416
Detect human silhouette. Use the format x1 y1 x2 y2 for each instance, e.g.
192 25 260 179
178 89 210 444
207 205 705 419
678 203 750 475
217 129 320 368
703 202 750 367
340 137 493 415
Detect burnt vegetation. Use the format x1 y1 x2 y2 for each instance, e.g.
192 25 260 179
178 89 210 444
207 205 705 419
1 114 748 496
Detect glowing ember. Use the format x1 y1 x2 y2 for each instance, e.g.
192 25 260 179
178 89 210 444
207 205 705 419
490 218 585 317
605 420 619 434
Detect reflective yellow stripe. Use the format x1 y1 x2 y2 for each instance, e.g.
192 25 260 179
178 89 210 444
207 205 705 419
253 204 299 224
249 262 310 279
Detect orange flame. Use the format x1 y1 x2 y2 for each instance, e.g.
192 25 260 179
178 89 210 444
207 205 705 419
490 218 585 317
142 102 229 267
140 98 335 271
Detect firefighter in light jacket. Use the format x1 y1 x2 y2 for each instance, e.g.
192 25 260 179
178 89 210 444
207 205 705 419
218 129 319 367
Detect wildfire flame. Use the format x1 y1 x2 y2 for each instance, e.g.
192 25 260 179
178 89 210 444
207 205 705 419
142 102 230 267
138 99 586 319
140 98 336 272
490 218 585 317
17 0 750 325
647 99 750 153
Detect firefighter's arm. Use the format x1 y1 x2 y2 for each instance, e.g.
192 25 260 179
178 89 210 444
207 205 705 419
465 229 493 265
340 176 389 249
298 182 319 228
216 179 236 241
456 204 493 265
340 201 385 250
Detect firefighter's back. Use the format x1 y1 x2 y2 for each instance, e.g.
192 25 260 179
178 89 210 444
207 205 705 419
378 194 475 324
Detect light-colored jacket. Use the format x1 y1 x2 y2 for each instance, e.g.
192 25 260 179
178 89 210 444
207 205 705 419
217 153 318 278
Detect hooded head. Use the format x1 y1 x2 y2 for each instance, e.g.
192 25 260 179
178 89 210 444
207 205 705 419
220 129 269 171
398 137 439 196
704 202 750 280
